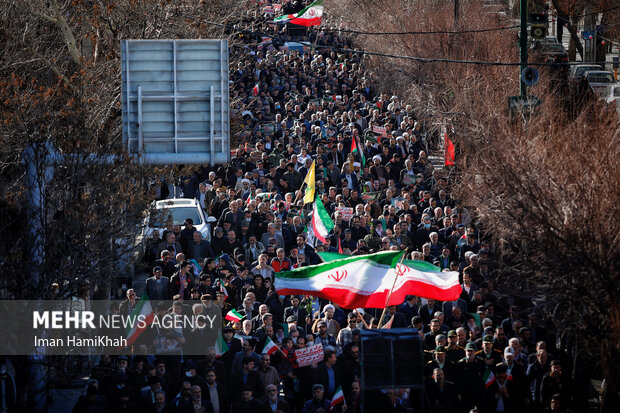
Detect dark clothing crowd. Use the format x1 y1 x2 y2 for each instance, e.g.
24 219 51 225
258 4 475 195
76 1 576 413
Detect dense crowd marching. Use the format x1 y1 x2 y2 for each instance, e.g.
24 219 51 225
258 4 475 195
75 1 577 412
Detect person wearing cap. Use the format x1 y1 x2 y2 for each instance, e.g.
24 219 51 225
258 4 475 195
446 330 466 363
457 342 486 412
312 304 341 337
314 320 337 349
426 345 457 383
499 347 528 410
144 265 170 301
476 335 503 371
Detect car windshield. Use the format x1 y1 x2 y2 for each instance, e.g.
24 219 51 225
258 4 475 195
575 66 601 76
149 207 203 227
588 73 614 83
541 43 565 53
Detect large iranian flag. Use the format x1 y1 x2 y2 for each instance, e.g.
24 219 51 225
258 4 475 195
311 197 334 244
317 252 461 302
274 0 324 26
275 251 404 309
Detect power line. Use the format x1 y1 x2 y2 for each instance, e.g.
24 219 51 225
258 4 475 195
207 20 606 67
280 4 620 37
319 25 520 36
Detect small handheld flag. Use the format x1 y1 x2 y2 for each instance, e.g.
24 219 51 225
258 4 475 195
225 308 243 322
262 336 281 356
215 332 229 356
330 386 345 411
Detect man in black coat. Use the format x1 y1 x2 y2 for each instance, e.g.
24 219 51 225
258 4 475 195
259 384 292 413
144 266 170 301
283 295 308 328
153 250 176 279
232 386 262 413
185 231 214 262
426 367 460 413
381 305 407 328
177 385 214 413
313 349 342 400
230 357 262 400
202 369 230 413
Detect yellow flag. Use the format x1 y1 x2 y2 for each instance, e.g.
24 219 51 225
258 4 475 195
303 160 316 204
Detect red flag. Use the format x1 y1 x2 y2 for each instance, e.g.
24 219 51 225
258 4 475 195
338 238 343 254
445 133 455 166
252 84 259 97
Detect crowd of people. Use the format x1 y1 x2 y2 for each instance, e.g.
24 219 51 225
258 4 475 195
75 1 577 413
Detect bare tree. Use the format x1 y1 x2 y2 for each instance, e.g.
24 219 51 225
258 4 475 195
329 0 620 410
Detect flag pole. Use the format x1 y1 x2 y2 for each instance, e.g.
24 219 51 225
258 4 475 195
292 181 306 205
378 249 408 328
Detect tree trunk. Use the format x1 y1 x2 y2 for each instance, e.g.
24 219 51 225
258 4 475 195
551 0 584 60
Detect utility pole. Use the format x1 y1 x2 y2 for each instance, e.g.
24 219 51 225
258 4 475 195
520 0 528 96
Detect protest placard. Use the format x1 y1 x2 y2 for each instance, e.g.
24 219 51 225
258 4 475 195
335 206 354 221
361 191 381 202
391 197 405 210
372 125 387 138
295 343 324 367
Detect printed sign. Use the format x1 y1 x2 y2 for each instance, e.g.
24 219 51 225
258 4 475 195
391 197 405 210
361 191 381 202
373 125 387 138
335 206 354 221
295 343 324 367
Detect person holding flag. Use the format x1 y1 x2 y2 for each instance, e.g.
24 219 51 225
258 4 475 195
330 385 346 412
350 129 366 166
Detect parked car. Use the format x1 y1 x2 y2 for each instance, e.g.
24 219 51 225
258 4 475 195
606 86 620 115
141 198 215 242
569 64 603 84
584 70 616 97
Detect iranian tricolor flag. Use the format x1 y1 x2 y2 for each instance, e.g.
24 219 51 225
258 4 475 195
351 134 366 165
483 368 496 388
252 83 259 97
330 386 346 411
274 0 324 26
317 252 462 302
311 198 334 244
262 336 281 356
124 293 155 347
215 332 229 356
218 279 229 299
275 251 403 309
225 308 243 322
